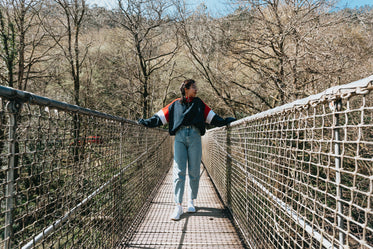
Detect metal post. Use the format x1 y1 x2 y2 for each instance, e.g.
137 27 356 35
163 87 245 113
334 98 345 249
244 135 249 222
120 122 123 167
117 122 124 218
226 127 232 207
4 101 21 249
142 132 146 199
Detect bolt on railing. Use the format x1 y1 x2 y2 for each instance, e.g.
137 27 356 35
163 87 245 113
202 75 373 249
0 86 173 248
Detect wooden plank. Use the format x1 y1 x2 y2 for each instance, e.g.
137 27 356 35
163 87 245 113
122 165 246 249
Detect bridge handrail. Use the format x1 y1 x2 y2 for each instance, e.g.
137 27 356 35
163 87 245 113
208 136 337 249
203 75 373 249
231 75 373 127
0 85 136 124
21 134 168 249
0 85 173 248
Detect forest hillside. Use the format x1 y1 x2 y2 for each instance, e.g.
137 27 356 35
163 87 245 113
0 0 372 120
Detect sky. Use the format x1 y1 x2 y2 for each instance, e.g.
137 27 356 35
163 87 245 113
200 0 373 14
88 0 373 14
336 0 373 8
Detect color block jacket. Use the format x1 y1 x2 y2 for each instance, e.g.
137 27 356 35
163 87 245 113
138 97 235 136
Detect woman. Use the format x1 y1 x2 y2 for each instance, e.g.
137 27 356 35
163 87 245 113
138 79 236 220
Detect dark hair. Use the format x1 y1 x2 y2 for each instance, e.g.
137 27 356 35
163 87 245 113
180 79 195 103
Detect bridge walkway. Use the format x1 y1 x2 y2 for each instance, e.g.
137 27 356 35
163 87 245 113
123 165 247 249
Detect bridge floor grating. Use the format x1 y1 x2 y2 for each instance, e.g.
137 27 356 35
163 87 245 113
123 166 246 249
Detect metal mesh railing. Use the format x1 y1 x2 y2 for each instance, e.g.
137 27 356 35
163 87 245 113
202 75 373 249
0 86 173 248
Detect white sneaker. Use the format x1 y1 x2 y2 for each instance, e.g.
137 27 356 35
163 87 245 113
170 205 183 220
187 200 196 213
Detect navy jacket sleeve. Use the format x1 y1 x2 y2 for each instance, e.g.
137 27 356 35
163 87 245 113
210 115 236 127
138 115 163 128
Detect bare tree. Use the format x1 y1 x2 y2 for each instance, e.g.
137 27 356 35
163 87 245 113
115 0 179 118
224 0 344 107
0 2 16 88
176 3 258 117
39 0 88 161
0 0 52 91
41 0 88 106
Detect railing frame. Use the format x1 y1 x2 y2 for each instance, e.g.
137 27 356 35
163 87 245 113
0 85 172 248
203 75 373 249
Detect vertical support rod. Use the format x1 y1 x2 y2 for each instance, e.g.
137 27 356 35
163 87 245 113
120 122 123 167
142 130 147 199
4 101 21 249
244 135 249 222
117 122 124 218
334 98 345 248
226 127 232 207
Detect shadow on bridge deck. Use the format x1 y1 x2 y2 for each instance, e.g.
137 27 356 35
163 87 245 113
122 165 247 249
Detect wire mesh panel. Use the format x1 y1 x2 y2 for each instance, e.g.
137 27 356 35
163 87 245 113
0 86 173 248
202 76 373 249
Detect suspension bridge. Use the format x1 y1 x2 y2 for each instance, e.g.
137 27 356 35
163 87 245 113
1 75 373 248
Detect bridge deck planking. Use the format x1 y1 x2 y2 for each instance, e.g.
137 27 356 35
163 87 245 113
123 166 246 249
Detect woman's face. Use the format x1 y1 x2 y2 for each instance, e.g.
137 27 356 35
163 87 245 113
185 83 198 98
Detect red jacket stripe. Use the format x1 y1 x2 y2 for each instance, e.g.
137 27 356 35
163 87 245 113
156 98 179 125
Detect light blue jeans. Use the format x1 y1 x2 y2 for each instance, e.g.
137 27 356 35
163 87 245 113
173 126 202 204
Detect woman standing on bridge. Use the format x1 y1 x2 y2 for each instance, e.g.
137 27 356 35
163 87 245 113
138 79 236 220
